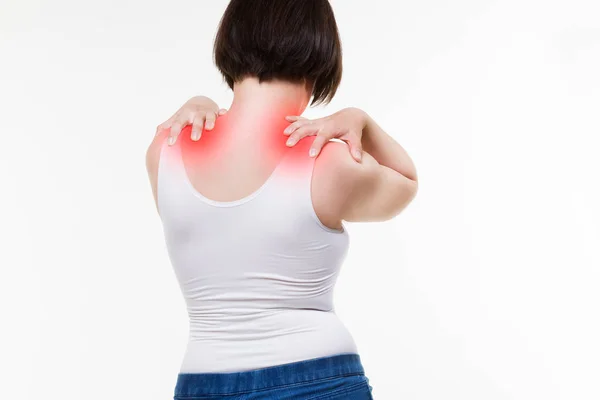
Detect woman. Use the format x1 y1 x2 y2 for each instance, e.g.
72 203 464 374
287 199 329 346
146 0 418 398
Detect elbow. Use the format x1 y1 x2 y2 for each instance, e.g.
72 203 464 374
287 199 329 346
408 178 419 204
408 165 419 186
390 178 418 219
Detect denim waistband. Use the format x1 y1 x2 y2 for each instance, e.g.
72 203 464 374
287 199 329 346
174 353 365 397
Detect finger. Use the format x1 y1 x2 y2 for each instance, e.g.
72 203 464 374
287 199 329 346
347 135 363 162
168 121 184 145
283 119 312 136
191 114 206 141
285 115 310 123
156 114 178 136
204 111 217 131
286 125 320 147
309 134 329 158
218 108 228 116
169 111 195 145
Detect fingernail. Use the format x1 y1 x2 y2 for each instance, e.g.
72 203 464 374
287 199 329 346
309 148 317 157
284 127 292 134
168 136 175 145
191 132 200 141
206 122 214 130
286 138 295 146
354 150 362 160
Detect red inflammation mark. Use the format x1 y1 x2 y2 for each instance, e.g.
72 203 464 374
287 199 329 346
164 112 316 180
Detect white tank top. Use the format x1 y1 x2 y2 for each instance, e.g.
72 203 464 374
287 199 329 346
157 134 358 373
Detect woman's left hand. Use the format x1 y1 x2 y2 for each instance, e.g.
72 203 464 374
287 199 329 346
284 107 367 162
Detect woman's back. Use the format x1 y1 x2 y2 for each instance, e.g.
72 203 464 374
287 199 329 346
144 0 416 395
152 119 358 373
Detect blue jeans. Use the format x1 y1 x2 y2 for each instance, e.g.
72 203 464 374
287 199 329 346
173 353 374 399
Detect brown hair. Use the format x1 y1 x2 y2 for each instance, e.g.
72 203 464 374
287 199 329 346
213 0 343 106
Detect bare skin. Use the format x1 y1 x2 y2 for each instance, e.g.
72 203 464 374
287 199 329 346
146 78 418 229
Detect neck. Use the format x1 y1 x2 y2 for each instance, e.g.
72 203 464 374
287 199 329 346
226 77 310 127
196 77 311 161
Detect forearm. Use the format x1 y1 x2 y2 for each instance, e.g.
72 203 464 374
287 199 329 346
361 111 418 182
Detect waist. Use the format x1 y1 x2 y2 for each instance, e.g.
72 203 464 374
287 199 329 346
175 353 366 397
180 309 358 373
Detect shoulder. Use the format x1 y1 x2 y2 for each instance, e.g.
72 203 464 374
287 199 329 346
146 129 169 176
145 130 171 213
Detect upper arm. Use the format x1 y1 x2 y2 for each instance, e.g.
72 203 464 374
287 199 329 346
315 141 418 224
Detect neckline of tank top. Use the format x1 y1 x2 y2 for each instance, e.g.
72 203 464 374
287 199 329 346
175 141 294 208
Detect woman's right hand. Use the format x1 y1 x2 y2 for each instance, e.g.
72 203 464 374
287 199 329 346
155 96 228 145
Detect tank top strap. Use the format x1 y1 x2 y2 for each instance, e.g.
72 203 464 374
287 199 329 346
268 136 346 234
156 133 198 220
157 133 186 183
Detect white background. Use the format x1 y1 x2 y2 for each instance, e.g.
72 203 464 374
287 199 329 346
1 0 599 399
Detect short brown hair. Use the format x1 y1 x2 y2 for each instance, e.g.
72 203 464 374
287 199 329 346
213 0 343 106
